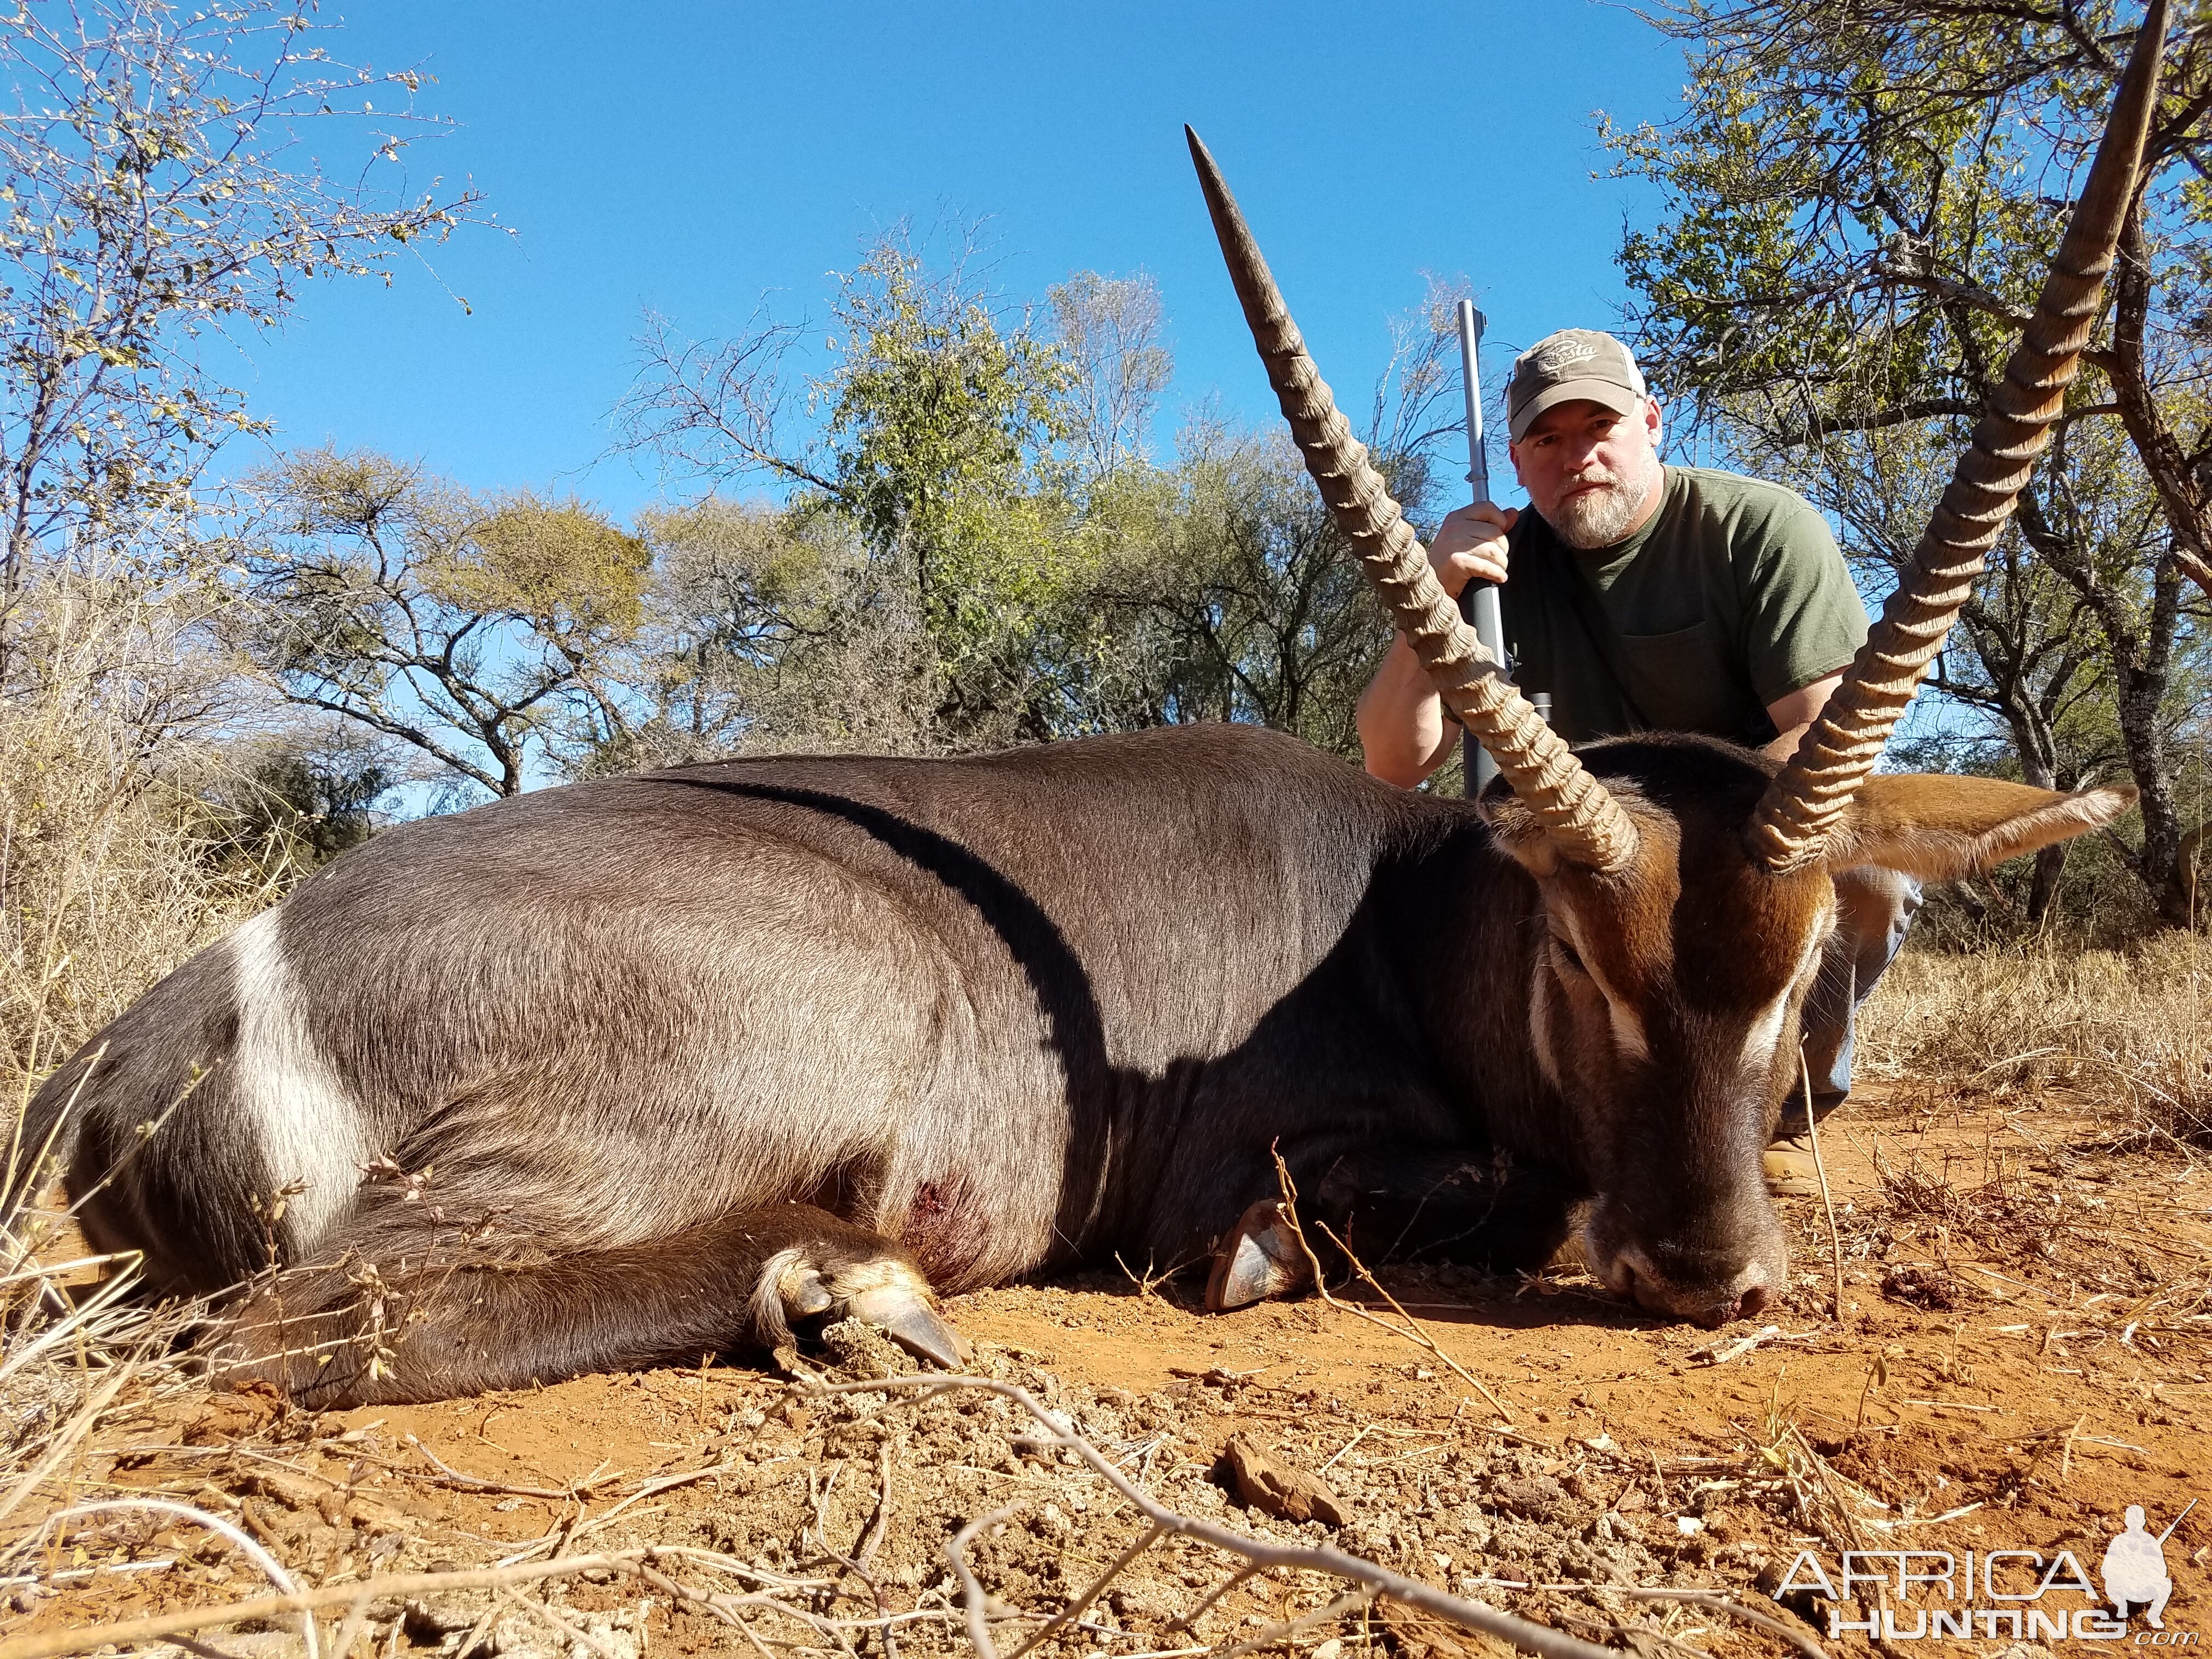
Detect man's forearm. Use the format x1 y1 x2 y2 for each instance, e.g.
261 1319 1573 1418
1761 723 1812 763
1353 500 1516 789
1356 635 1457 787
1761 672 1845 763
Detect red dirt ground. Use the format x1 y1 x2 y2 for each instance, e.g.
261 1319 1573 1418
9 1086 2210 1659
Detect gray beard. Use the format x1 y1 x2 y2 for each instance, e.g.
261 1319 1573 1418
1550 459 1661 550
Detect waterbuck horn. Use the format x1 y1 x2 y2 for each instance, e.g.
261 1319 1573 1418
1186 127 1639 872
1746 0 2168 873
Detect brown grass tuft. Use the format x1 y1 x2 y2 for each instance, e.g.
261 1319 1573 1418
1855 932 2212 1146
1 558 294 1106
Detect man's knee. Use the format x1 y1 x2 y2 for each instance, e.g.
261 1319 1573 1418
1833 864 1922 966
1790 866 1923 1122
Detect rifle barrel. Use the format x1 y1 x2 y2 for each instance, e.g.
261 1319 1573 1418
1455 300 1505 792
2155 1497 2197 1545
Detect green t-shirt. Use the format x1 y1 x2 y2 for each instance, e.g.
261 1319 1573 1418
1491 464 1869 747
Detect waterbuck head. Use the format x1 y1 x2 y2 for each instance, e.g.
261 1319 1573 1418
1188 0 2163 1325
1486 738 2130 1324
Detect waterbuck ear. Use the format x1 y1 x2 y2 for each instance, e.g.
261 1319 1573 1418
1826 775 2138 880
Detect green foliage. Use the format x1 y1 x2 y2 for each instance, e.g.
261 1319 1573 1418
438 499 652 642
1076 431 1393 748
197 749 391 875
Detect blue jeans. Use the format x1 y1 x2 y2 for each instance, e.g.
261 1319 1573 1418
1783 866 1923 1132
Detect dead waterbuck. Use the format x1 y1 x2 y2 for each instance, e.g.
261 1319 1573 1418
4 8 2164 1404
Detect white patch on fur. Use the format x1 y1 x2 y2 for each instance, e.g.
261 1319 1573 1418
1605 999 1650 1063
228 910 367 1258
1737 990 1792 1079
1738 910 1832 1080
1559 914 1647 1063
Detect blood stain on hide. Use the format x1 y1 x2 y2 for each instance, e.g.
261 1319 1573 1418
900 1176 989 1287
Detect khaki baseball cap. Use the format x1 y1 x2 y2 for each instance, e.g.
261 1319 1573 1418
1506 329 1649 441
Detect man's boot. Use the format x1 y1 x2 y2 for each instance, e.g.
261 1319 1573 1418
1762 1130 1822 1198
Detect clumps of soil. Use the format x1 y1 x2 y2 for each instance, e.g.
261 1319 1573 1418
1879 1263 1958 1310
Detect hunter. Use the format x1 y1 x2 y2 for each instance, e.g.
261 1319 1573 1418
1353 328 1915 1192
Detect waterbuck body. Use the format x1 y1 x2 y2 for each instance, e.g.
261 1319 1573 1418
59 723 1565 1302
17 723 2125 1403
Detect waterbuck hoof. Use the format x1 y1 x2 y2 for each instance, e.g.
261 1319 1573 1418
1205 1199 1312 1312
780 1266 838 1318
846 1281 970 1369
772 1250 969 1368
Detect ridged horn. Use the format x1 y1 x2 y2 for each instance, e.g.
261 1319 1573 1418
1747 0 2168 873
1186 127 1639 872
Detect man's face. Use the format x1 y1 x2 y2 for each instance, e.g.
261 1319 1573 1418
1509 397 1665 550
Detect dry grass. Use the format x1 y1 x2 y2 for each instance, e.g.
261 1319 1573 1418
1854 931 2212 1146
0 557 297 1641
1 558 292 1109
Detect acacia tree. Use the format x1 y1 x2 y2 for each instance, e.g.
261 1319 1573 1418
616 228 1091 747
0 0 484 674
1609 0 2211 924
241 449 649 799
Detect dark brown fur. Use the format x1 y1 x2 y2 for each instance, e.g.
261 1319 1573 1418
11 725 2129 1402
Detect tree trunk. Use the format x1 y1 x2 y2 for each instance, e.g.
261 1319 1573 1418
2006 708 2067 930
2025 844 2067 926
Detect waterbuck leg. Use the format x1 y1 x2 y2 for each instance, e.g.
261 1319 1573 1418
213 1203 966 1408
1206 1146 1578 1311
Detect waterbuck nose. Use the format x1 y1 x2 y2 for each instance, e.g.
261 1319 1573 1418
1583 1200 1787 1327
1629 1258 1774 1327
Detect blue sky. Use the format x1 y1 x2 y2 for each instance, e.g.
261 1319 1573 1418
230 0 1686 520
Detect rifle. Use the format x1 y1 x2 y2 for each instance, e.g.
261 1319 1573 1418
1455 301 1506 792
2155 1498 2197 1545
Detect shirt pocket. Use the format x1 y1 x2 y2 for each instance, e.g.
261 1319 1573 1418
1612 621 1751 737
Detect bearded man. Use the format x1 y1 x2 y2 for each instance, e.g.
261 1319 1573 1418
1353 329 1914 1190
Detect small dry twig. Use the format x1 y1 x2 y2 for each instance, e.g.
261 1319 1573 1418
1268 1147 1514 1423
945 1503 1024 1659
838 1372 1617 1659
1801 1046 1848 1324
497 1586 629 1659
0 1551 651 1659
1616 1585 1826 1659
18 1499 319 1659
400 1432 626 1500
